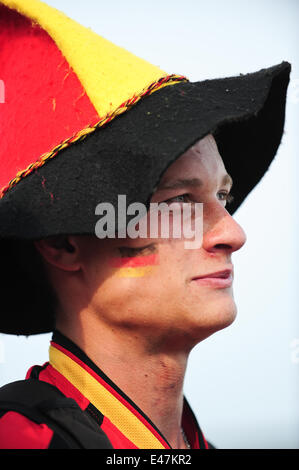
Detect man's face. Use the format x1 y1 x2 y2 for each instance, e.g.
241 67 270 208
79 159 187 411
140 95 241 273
78 134 246 350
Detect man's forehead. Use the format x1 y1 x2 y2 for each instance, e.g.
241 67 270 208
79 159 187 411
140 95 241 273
159 133 226 178
156 134 232 191
189 134 218 153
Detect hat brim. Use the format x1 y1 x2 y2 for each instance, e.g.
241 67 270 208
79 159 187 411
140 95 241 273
0 61 291 335
0 61 291 239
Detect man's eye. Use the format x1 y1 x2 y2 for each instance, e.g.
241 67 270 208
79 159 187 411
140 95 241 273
218 191 234 204
164 194 190 204
163 192 234 205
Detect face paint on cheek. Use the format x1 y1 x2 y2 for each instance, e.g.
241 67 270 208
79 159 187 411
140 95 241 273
110 245 159 278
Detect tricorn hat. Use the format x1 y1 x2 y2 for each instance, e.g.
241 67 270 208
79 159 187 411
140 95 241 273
0 0 291 335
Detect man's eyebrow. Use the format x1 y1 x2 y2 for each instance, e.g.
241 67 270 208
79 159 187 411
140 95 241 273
158 178 203 190
157 174 233 191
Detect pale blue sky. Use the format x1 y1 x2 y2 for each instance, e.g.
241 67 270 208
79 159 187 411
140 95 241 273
0 0 298 448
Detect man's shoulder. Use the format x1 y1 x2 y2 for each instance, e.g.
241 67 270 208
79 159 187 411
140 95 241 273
0 378 72 449
0 378 112 449
0 408 62 449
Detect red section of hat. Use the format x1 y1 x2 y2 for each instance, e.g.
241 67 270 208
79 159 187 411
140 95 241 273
0 4 100 190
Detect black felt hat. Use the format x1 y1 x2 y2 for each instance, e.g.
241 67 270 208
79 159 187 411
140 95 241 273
0 0 291 335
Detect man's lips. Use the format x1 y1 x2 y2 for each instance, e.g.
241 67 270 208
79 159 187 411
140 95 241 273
191 268 233 288
192 269 233 280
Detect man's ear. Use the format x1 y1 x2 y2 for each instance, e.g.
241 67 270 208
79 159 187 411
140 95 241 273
34 236 81 272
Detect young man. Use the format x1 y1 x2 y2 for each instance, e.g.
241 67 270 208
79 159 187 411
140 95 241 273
0 0 290 449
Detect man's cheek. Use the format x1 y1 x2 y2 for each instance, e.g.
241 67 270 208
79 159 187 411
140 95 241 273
109 251 160 278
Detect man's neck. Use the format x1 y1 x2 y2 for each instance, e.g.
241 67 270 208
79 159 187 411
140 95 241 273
56 316 190 449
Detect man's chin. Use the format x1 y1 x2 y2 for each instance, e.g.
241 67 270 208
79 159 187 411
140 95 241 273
188 304 238 344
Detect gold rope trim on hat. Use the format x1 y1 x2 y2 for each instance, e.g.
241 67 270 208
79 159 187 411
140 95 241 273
0 74 188 199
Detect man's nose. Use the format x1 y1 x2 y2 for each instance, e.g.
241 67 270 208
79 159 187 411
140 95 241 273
202 202 247 255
